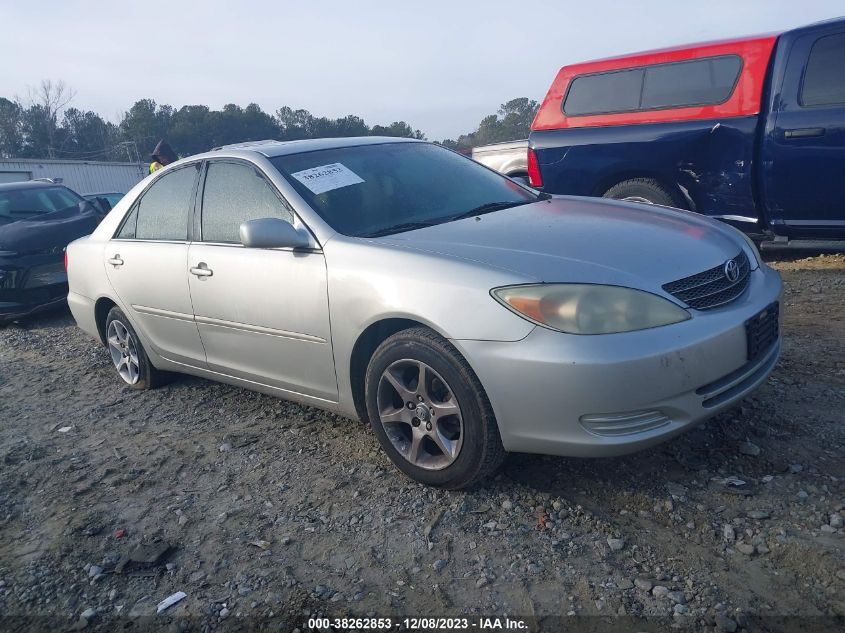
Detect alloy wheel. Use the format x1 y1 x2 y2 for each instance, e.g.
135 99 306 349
376 359 464 470
107 320 140 385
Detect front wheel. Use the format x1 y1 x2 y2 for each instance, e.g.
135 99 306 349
364 328 505 489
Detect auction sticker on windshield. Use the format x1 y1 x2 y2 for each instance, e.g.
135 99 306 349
291 163 364 195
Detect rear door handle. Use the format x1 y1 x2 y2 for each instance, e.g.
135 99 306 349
783 127 825 139
107 255 123 267
189 263 213 278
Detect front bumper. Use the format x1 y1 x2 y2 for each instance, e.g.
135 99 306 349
454 265 783 457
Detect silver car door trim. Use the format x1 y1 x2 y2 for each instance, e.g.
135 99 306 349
160 354 338 405
132 304 195 322
198 240 323 253
194 315 326 343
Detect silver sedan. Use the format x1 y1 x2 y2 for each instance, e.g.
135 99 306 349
66 137 782 489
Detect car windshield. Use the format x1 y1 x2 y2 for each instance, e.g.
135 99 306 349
271 142 538 237
0 186 83 221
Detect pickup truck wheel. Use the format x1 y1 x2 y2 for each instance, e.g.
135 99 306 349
105 307 164 390
604 178 682 208
365 327 505 489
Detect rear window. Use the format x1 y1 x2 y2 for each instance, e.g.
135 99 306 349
563 55 743 116
801 32 845 107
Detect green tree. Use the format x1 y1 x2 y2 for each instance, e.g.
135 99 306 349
370 121 426 139
56 108 119 159
444 97 538 150
119 99 174 157
16 80 76 158
0 97 23 158
210 103 278 148
167 105 214 156
275 106 315 140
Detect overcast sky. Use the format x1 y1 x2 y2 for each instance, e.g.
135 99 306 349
2 1 843 140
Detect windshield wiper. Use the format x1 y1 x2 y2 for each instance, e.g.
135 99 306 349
446 199 535 222
361 221 440 238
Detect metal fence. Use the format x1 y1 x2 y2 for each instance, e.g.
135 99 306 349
0 159 147 195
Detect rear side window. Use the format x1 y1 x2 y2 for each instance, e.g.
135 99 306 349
200 161 294 243
564 55 742 116
116 206 138 238
563 68 644 116
641 56 742 109
801 32 845 107
134 165 198 241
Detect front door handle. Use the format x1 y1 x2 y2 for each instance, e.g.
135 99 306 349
784 127 825 139
189 263 213 278
107 255 123 267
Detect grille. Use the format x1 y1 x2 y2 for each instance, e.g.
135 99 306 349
746 302 779 362
662 251 750 310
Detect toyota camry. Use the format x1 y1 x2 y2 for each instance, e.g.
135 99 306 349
66 137 782 489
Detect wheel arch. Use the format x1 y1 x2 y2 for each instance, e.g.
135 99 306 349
592 171 692 210
94 296 118 345
349 317 446 424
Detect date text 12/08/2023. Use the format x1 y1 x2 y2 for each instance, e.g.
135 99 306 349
306 616 530 630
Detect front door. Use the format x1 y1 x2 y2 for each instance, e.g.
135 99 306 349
187 159 337 401
764 29 845 235
105 163 207 366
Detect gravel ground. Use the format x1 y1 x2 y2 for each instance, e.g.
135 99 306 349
0 253 843 632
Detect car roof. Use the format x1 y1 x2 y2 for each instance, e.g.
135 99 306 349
0 180 75 192
208 135 424 159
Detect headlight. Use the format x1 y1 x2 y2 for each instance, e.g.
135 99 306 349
492 284 690 334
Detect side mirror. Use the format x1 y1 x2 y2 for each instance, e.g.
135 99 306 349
239 217 310 249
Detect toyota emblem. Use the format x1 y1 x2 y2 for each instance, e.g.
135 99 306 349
724 259 740 282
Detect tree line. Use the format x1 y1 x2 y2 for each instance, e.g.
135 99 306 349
0 80 538 162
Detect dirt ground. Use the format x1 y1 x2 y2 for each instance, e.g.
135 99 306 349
0 253 843 632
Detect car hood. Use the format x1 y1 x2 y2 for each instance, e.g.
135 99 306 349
0 203 103 255
377 196 748 292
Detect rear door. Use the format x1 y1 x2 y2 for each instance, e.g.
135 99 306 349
105 163 207 366
187 159 337 401
763 28 845 234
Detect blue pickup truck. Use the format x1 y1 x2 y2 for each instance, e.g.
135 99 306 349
528 17 845 244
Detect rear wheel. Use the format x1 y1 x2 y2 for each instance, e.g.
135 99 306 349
105 307 163 390
365 327 505 489
604 178 682 208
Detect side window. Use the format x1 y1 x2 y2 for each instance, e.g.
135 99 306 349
134 166 198 241
564 68 644 116
201 161 294 243
563 55 742 116
801 32 845 107
116 206 138 238
641 56 741 110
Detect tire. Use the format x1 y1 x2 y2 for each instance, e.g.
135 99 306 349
364 327 505 489
604 178 683 208
105 307 163 390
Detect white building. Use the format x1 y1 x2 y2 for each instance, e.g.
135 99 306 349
0 158 147 195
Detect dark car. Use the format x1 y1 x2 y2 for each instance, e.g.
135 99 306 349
529 16 845 245
0 181 107 325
